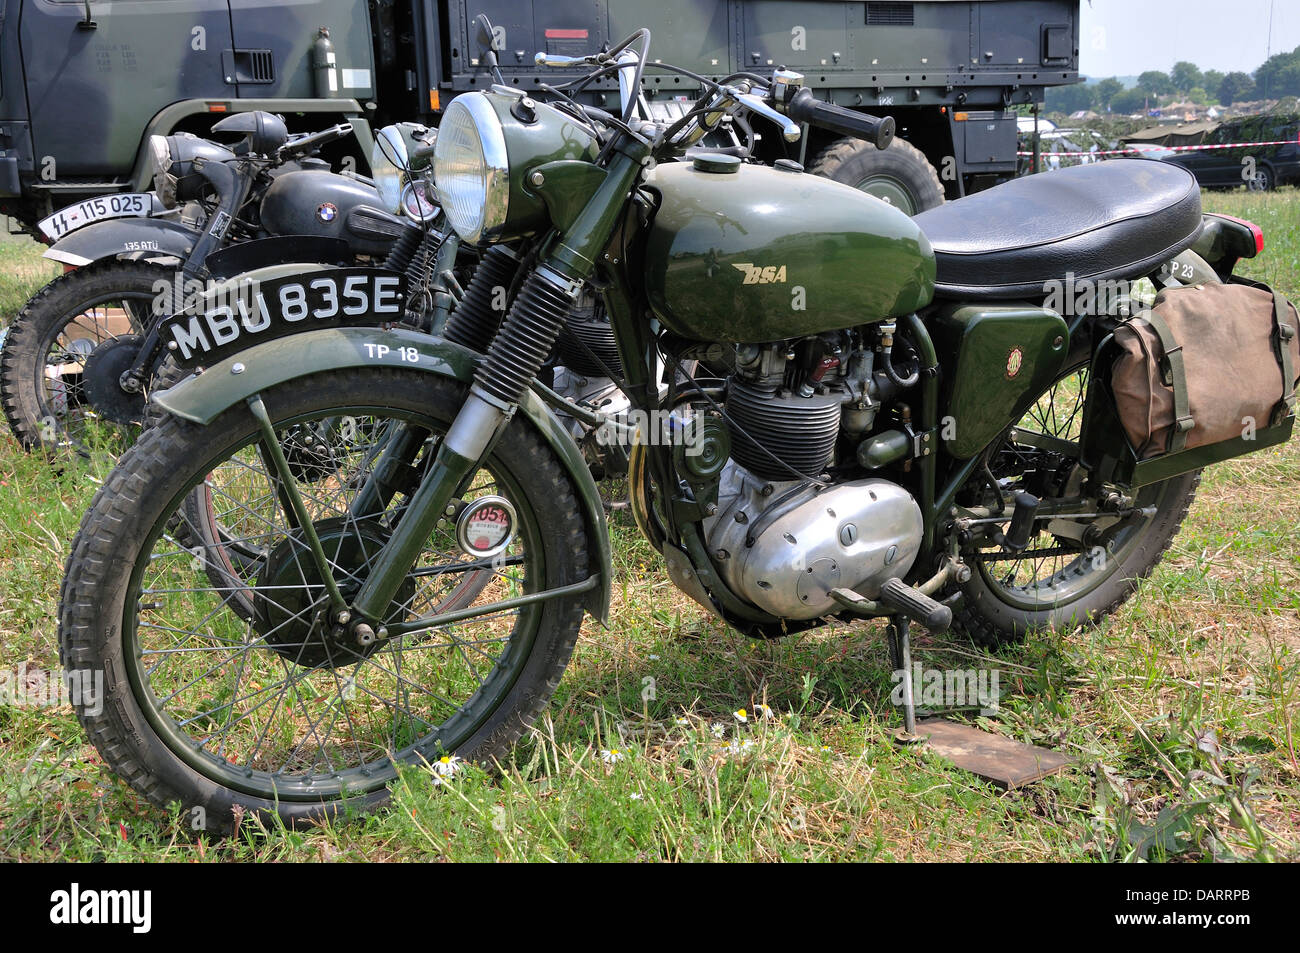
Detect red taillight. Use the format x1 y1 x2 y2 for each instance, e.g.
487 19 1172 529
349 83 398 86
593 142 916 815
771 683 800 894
1217 214 1265 255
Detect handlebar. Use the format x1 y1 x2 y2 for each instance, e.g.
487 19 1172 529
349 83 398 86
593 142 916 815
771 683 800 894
278 123 354 161
783 88 894 150
533 37 895 155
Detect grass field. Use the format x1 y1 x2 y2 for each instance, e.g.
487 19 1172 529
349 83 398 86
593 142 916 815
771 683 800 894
0 192 1297 862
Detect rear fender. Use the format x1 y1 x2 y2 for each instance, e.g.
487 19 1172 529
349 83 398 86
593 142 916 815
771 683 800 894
45 218 197 268
153 326 612 621
1189 213 1261 280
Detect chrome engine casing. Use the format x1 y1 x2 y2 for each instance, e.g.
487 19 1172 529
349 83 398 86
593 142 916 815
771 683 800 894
551 366 631 444
703 462 923 619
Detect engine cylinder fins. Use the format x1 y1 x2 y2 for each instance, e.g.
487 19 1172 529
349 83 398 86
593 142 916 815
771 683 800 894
726 380 841 481
555 303 623 379
473 269 575 407
443 244 521 354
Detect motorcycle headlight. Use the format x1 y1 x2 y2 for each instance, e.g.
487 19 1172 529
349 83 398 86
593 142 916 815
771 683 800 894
433 95 508 244
148 135 173 177
371 126 409 215
372 123 438 218
148 135 178 208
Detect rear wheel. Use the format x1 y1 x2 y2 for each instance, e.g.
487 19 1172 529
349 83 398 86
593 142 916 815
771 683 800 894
60 368 589 831
810 136 945 214
952 362 1199 647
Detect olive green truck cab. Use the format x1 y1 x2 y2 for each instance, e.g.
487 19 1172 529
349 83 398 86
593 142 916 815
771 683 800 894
0 0 1079 230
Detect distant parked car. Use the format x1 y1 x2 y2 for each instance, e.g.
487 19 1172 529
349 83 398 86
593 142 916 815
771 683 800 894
1159 113 1300 191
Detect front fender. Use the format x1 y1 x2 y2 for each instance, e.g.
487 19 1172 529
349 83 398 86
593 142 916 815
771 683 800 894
45 217 197 268
153 325 612 621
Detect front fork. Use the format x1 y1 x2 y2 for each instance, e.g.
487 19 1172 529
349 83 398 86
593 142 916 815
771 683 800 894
341 145 647 626
121 160 255 394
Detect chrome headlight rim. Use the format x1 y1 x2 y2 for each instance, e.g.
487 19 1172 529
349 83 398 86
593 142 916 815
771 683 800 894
433 93 509 244
371 125 410 215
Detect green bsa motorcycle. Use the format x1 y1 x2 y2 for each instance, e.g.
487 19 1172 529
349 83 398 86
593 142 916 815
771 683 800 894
60 29 1296 830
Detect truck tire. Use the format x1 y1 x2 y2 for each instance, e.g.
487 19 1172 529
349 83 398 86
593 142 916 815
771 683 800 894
810 137 945 215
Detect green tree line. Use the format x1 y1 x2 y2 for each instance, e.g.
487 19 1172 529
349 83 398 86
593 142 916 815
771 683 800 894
1047 46 1300 114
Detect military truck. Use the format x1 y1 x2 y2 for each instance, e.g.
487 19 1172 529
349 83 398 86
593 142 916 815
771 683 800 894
0 0 1079 230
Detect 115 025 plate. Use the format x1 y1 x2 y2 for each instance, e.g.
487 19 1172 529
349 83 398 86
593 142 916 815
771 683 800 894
159 267 409 367
37 192 163 241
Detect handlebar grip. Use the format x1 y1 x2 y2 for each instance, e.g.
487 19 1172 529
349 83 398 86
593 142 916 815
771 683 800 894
785 88 894 150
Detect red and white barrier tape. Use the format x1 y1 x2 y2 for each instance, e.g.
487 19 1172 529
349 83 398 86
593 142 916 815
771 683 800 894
1016 139 1298 158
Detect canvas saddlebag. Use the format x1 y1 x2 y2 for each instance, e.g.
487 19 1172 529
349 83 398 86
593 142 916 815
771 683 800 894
1111 279 1299 460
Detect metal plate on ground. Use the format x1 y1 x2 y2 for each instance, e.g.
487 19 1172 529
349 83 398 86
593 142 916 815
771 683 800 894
915 719 1071 788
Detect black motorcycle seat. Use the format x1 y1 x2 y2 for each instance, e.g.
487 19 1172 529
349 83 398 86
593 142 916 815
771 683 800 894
914 159 1203 300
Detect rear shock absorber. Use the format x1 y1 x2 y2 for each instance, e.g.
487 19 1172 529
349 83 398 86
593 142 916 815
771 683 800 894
443 245 521 353
473 267 579 407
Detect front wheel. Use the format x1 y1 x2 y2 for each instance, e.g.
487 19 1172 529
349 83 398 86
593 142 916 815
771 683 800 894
60 368 589 831
1 260 169 456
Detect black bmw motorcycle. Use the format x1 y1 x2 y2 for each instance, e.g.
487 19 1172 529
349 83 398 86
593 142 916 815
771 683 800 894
0 111 417 456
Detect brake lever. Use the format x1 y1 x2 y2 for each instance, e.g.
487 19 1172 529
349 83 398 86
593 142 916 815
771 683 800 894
733 91 801 142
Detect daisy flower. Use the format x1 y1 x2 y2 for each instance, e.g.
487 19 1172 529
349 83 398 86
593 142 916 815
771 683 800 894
429 754 462 786
601 748 625 764
733 708 749 723
754 703 776 721
710 722 728 738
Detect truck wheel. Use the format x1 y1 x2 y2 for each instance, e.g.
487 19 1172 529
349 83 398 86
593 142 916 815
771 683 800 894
810 137 945 214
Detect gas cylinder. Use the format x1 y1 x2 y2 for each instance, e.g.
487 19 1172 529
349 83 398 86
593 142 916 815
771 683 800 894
312 27 337 98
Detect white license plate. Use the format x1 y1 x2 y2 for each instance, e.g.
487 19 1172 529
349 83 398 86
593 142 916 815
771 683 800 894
37 192 160 242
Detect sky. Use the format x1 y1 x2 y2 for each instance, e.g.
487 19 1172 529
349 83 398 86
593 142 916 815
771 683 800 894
1078 0 1300 77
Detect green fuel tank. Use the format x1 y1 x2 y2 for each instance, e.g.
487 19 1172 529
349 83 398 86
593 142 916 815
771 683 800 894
642 156 936 344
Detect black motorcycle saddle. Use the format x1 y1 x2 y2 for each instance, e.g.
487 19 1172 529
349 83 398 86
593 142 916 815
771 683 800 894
915 158 1203 300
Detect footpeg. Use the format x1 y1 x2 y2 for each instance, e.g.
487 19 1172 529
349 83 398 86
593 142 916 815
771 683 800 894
878 577 952 632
